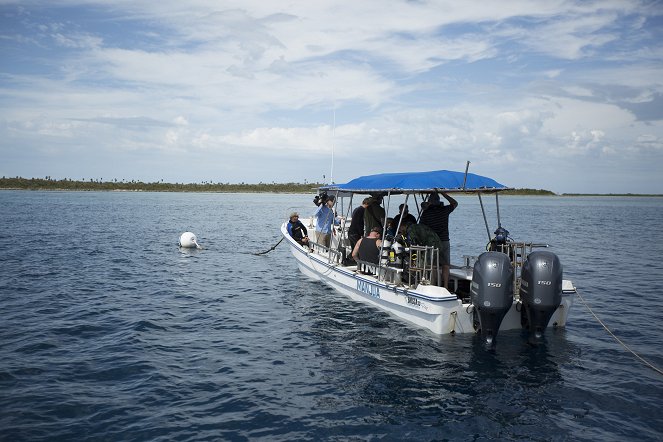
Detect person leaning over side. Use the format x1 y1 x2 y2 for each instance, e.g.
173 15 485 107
352 227 383 265
348 198 370 250
419 192 458 290
287 212 310 249
313 195 337 247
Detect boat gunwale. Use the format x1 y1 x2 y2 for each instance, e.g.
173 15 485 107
280 223 459 303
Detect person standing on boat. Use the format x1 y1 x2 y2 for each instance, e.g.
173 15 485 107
314 195 337 247
420 192 458 289
348 198 370 250
393 204 417 233
352 227 383 265
287 212 310 249
364 196 385 235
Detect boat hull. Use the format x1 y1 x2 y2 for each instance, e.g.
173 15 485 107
282 223 574 336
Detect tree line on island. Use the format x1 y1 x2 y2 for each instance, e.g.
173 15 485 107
1 176 658 196
0 176 322 193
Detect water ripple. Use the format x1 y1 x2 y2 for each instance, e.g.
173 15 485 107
1 192 662 441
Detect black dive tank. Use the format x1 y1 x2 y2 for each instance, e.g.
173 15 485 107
520 251 563 340
471 251 514 348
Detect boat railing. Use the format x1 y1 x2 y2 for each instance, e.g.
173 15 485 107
356 245 438 288
356 260 402 285
461 254 478 268
490 241 549 297
310 240 344 264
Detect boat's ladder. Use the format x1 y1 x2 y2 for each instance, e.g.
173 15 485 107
491 241 535 298
405 245 439 287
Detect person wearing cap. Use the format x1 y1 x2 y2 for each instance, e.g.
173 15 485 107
287 212 310 248
352 227 383 265
313 194 337 247
420 192 458 289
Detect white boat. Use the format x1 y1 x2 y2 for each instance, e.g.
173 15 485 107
281 169 576 347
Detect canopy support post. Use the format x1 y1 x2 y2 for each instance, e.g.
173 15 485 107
376 190 392 280
462 160 471 190
495 193 502 228
478 192 491 242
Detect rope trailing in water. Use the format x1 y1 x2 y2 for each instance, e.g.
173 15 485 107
253 237 284 256
576 290 663 376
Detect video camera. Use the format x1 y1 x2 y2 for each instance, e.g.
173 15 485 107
313 192 329 207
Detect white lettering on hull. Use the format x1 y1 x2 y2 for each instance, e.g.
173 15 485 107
357 279 380 298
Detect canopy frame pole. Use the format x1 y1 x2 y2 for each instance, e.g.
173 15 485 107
478 192 492 242
337 193 354 261
394 193 410 237
462 160 471 190
495 193 502 228
329 189 341 262
377 190 392 279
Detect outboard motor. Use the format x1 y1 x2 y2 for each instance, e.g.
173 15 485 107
520 251 563 341
471 251 514 349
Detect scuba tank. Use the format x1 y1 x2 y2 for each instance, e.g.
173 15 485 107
381 239 392 265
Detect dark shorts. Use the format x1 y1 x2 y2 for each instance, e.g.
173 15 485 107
440 240 450 266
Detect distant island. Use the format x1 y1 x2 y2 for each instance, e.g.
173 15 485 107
0 176 320 193
0 177 660 196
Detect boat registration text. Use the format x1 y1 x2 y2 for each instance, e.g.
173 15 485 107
357 280 380 298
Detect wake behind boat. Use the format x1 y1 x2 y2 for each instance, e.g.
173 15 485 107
281 169 576 347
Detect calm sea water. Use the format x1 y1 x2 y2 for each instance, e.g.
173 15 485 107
1 191 662 441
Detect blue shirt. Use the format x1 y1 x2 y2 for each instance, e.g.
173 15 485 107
314 205 336 234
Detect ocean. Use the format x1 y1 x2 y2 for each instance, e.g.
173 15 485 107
1 191 662 441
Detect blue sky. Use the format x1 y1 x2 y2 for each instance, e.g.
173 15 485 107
1 1 662 193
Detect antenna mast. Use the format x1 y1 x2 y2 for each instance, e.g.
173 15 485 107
330 109 335 184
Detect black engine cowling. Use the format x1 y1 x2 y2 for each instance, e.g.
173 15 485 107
520 251 563 340
471 251 514 348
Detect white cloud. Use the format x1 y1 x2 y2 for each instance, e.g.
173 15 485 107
0 0 662 192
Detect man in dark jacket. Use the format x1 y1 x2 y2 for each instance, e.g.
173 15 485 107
287 212 310 248
348 198 369 250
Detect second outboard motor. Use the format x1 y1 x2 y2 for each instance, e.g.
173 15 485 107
471 251 514 349
520 251 563 341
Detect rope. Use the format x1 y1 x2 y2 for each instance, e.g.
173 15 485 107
576 290 663 376
253 237 284 256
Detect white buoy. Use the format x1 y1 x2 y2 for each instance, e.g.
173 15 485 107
179 232 202 249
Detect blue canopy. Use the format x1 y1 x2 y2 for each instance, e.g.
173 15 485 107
323 169 508 194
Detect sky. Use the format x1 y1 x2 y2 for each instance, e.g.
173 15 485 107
1 1 662 194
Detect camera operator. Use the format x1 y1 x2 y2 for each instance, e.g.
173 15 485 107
313 193 337 247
